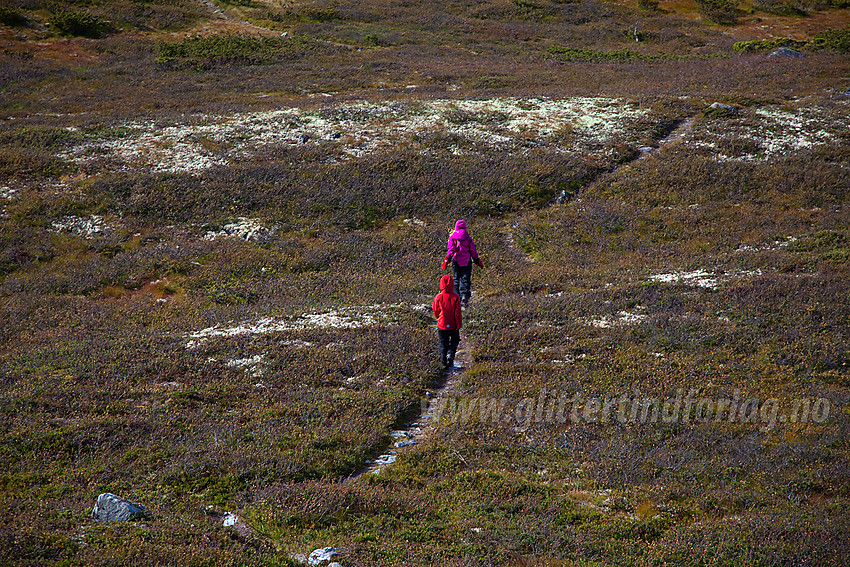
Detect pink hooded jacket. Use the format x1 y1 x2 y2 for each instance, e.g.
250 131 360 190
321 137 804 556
444 220 479 267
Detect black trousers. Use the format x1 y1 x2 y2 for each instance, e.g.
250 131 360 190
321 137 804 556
438 329 460 367
453 261 472 301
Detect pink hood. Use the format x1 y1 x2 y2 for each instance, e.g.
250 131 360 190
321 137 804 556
445 219 478 267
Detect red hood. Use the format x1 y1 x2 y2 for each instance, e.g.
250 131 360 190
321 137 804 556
440 274 455 293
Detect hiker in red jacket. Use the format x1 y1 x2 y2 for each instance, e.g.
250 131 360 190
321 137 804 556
432 274 462 369
442 219 483 307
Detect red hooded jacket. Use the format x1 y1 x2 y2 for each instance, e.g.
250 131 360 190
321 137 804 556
432 274 462 331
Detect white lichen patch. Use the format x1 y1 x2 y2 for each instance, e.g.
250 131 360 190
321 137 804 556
60 97 651 174
203 217 271 242
686 104 847 162
226 354 266 377
0 186 17 218
736 236 797 253
752 106 842 158
280 339 316 349
226 354 265 369
185 303 404 348
50 215 113 239
581 308 648 328
648 269 763 290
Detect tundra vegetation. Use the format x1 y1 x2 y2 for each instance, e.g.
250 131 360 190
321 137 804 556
0 0 848 565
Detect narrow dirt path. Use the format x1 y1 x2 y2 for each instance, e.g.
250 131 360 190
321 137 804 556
639 117 695 160
346 326 472 480
503 226 537 265
505 115 697 258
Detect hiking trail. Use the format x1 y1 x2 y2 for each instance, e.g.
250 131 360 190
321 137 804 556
346 324 473 481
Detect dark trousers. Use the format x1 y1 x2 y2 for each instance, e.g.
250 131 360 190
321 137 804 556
438 329 460 367
453 261 472 301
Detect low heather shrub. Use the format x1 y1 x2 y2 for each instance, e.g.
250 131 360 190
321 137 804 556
48 10 114 38
548 45 667 61
0 7 28 27
811 27 850 53
734 28 850 53
733 38 808 52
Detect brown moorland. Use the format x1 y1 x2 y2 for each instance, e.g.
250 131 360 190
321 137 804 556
0 0 848 565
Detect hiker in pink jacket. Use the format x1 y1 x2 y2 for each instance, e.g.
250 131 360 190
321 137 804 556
441 220 484 307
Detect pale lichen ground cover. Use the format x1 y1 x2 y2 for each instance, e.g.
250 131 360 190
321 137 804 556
55 97 848 177
184 302 420 348
50 214 114 239
648 269 764 290
684 101 849 162
59 97 651 174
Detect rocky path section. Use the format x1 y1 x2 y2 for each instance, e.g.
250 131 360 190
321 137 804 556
199 0 228 19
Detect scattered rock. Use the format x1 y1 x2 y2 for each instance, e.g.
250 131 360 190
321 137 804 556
51 215 113 239
394 439 417 448
91 493 148 522
555 189 572 204
203 217 271 243
709 102 738 113
768 47 803 58
367 452 397 466
308 547 343 566
298 133 310 143
221 512 253 538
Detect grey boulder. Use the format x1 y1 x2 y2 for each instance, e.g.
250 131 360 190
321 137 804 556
709 102 737 113
91 493 149 522
768 47 803 58
308 547 343 566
